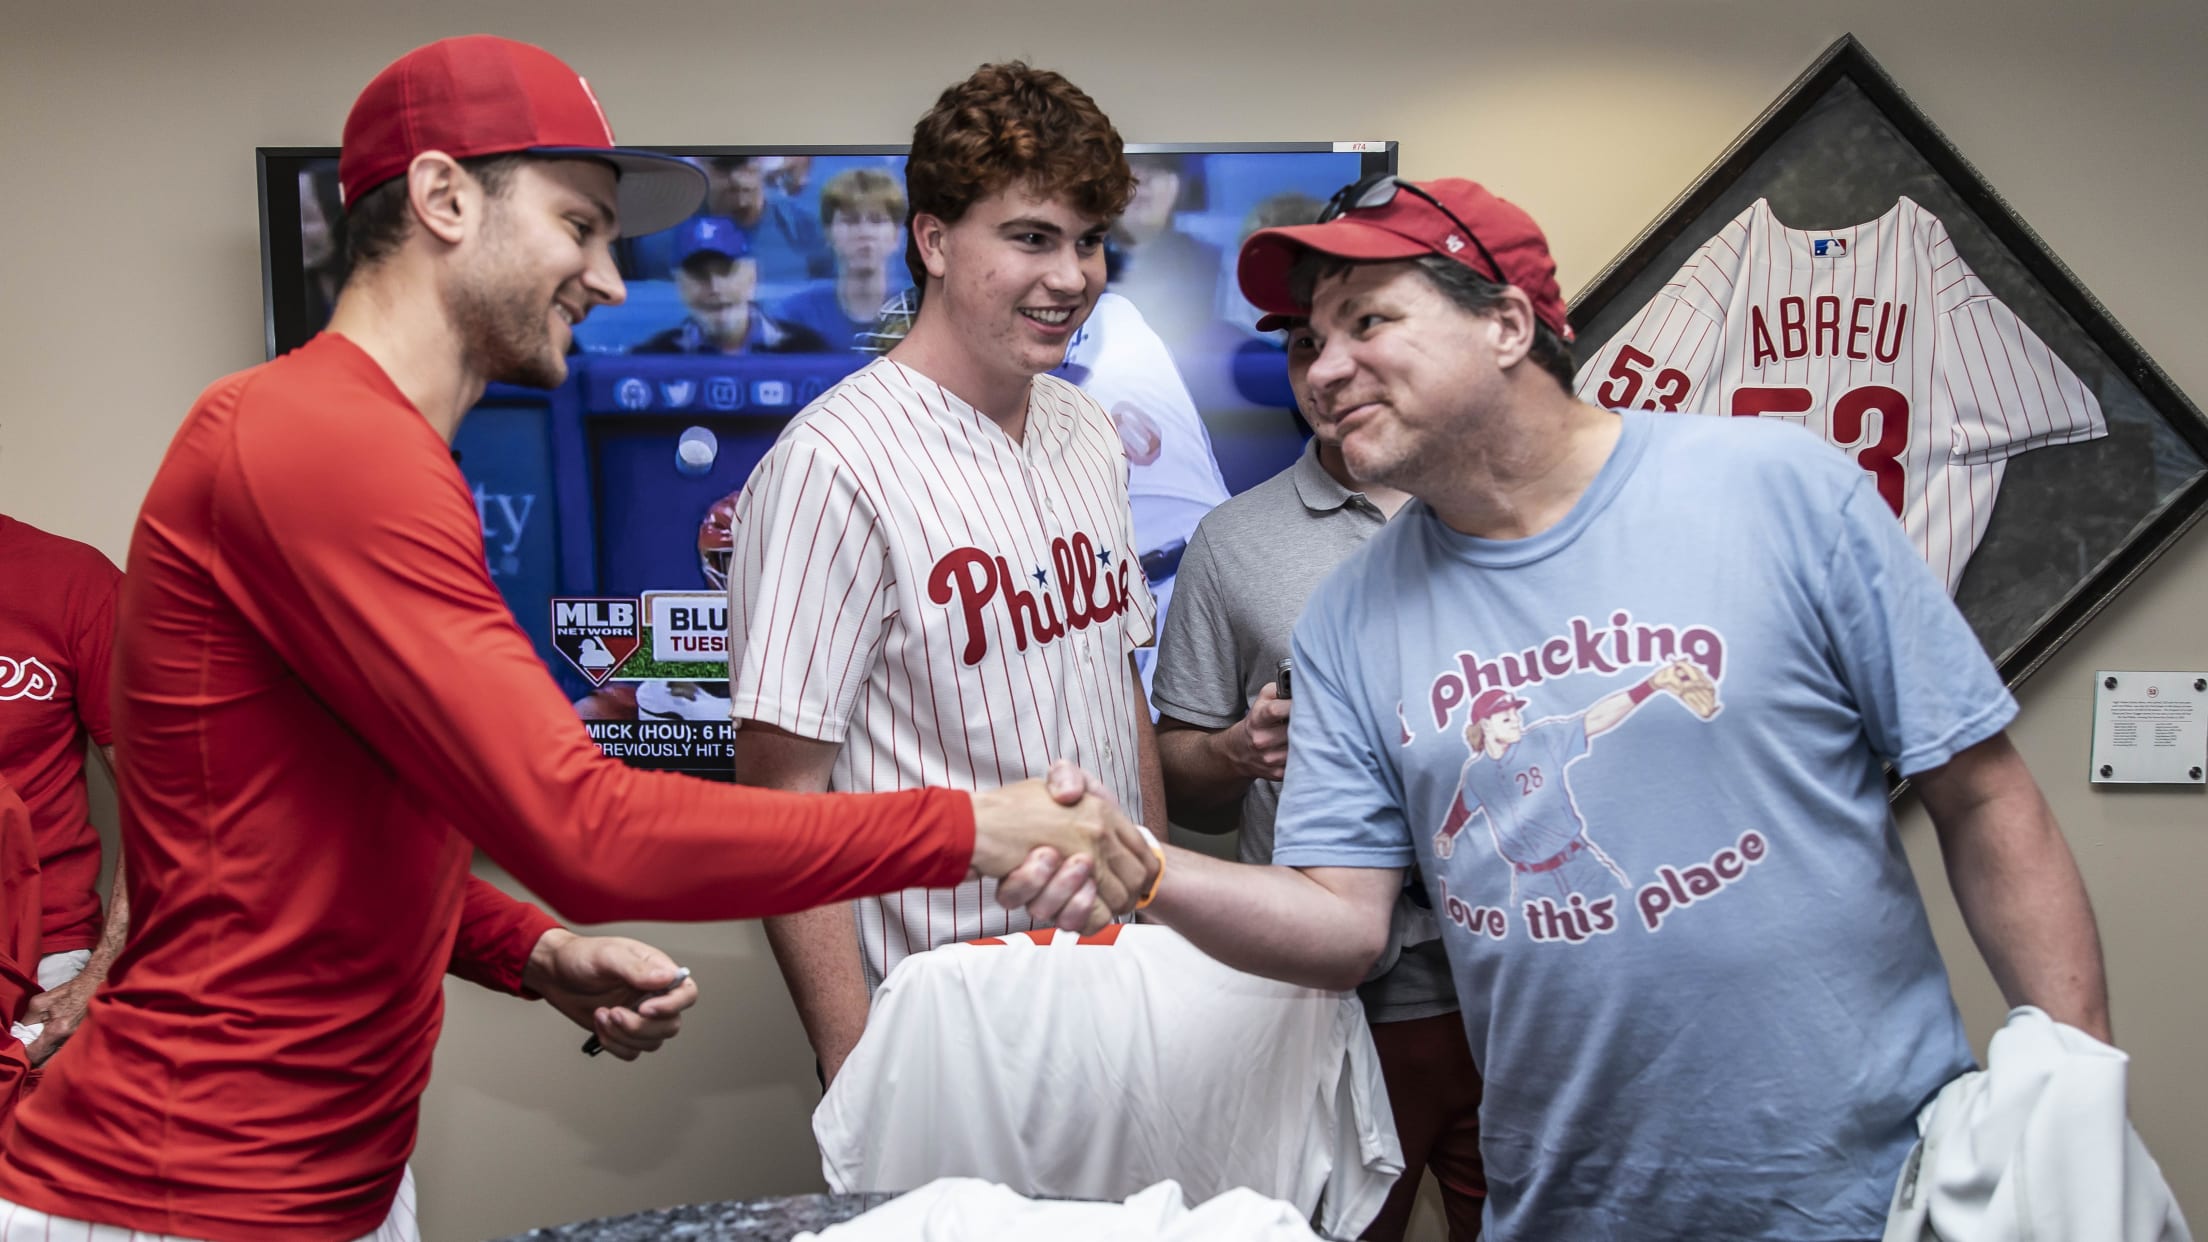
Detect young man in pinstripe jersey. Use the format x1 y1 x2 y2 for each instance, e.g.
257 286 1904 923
724 63 1168 1087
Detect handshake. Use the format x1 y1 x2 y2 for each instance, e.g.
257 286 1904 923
968 761 1164 934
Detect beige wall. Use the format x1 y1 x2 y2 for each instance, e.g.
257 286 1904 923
8 0 2202 1238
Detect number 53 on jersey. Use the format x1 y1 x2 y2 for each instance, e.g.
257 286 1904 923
1575 197 2105 594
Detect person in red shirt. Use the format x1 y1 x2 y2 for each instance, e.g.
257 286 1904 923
0 777 40 1123
0 514 129 1066
0 35 1154 1242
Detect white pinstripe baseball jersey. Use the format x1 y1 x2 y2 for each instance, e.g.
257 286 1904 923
1574 197 2105 593
726 358 1156 990
0 1167 417 1242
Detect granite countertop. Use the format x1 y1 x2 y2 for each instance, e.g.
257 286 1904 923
496 1188 1352 1240
495 1193 900 1242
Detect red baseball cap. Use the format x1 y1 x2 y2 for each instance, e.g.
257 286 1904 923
1238 178 1573 343
1470 688 1529 722
339 35 704 238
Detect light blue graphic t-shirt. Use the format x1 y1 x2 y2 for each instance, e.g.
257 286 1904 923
1274 411 2012 1240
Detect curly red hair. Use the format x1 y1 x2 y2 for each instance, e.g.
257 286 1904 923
903 62 1134 288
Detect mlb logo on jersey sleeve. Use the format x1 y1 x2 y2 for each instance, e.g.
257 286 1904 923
1812 238 1849 258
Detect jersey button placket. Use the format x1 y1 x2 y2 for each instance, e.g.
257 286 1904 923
1030 466 1062 535
1028 411 1061 525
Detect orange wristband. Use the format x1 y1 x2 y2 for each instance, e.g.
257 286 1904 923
1133 825 1167 910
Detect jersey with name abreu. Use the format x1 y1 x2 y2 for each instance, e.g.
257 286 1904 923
1574 197 2105 593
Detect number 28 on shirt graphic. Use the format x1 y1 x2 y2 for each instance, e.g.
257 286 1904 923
1432 653 1723 928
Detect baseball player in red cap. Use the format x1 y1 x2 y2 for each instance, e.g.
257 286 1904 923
0 36 1152 1242
1129 174 2110 1238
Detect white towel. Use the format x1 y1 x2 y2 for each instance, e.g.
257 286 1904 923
1884 1006 2190 1242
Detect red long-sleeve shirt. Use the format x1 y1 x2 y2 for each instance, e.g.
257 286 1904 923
0 335 974 1241
0 514 119 953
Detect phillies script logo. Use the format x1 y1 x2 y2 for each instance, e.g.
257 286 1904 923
928 532 1133 665
0 655 58 701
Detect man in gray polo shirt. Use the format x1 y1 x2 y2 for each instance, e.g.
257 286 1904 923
1152 314 1484 1241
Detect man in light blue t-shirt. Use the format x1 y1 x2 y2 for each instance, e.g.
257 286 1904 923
1131 175 2113 1241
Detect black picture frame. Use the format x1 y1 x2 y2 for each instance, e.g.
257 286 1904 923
1567 34 2208 691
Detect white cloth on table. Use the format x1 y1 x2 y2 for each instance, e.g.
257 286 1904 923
814 924 1401 1239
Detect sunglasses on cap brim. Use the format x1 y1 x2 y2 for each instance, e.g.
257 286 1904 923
1319 174 1508 290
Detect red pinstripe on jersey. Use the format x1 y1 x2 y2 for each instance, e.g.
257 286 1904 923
1576 197 2105 594
727 359 1157 987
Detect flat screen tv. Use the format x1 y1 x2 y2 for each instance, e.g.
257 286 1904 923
258 141 1396 776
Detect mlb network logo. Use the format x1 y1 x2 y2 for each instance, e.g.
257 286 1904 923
1812 238 1849 258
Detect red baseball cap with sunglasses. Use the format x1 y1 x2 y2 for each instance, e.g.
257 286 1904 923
1240 176 1573 343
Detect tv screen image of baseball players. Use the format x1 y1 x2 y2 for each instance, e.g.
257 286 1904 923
258 143 1395 776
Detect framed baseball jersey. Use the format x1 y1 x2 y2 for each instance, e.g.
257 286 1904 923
1576 196 2106 594
1567 34 2208 690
